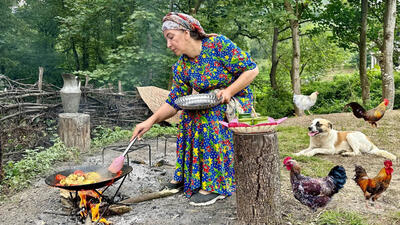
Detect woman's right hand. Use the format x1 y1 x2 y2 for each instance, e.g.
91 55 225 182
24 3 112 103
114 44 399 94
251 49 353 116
131 120 153 141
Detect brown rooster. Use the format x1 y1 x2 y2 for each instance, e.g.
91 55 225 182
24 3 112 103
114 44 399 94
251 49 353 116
344 99 389 127
353 160 393 208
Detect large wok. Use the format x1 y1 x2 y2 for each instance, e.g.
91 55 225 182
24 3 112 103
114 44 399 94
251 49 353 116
45 165 132 191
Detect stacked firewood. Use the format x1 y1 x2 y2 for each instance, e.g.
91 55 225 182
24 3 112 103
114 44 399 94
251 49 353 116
0 74 151 128
0 74 152 163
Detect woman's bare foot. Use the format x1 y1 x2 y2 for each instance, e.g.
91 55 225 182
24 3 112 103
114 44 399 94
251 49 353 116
199 189 211 195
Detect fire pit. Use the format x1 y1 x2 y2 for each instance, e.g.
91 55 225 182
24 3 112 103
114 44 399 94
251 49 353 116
45 165 133 224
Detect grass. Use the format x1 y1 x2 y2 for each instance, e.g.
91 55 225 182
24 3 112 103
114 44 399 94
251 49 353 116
317 210 367 225
277 111 400 225
277 126 335 177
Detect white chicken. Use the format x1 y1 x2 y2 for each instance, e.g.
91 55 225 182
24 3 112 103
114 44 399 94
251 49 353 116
293 91 319 115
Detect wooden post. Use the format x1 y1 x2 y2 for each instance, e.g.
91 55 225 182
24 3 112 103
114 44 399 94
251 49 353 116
58 113 90 152
233 131 282 225
118 80 123 95
37 66 43 104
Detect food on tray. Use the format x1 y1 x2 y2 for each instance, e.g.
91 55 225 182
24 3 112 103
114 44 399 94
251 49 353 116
238 116 270 125
57 171 102 186
238 113 252 119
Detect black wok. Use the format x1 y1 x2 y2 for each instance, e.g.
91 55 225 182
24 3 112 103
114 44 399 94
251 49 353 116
45 165 132 191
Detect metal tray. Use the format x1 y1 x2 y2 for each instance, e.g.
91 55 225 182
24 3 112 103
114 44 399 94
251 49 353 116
176 93 222 110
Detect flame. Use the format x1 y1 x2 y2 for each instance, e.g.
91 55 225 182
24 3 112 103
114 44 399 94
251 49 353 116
78 190 111 224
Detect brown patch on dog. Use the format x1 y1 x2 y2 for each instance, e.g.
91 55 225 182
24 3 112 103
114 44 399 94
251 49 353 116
334 131 350 148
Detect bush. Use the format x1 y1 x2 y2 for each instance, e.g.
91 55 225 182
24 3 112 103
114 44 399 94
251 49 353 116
254 70 400 118
2 138 77 192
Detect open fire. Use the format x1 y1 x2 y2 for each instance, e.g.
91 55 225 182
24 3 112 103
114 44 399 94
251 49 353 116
78 190 111 224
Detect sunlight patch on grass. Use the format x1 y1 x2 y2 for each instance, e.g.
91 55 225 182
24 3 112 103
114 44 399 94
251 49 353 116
317 210 367 225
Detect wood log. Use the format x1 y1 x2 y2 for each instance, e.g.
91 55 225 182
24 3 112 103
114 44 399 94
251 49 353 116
117 189 179 205
233 131 282 225
58 113 91 152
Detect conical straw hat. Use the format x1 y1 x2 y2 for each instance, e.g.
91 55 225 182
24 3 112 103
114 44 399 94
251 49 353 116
137 86 181 124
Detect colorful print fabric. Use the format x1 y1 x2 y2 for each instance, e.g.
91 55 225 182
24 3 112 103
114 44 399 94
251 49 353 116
166 35 256 197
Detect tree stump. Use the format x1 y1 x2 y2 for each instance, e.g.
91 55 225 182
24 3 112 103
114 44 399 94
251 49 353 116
233 131 282 225
58 113 90 152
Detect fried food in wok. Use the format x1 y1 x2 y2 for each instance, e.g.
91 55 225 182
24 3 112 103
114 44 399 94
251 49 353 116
57 171 102 186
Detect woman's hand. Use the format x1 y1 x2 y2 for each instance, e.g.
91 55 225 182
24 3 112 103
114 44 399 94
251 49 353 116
216 89 233 104
131 120 153 141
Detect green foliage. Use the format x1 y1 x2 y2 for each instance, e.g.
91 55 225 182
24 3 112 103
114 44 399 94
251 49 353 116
91 124 178 148
317 210 367 225
91 126 131 148
254 69 400 118
255 87 294 118
308 69 400 115
143 124 178 138
2 138 77 191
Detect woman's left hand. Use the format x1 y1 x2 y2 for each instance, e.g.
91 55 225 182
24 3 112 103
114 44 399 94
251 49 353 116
216 89 233 104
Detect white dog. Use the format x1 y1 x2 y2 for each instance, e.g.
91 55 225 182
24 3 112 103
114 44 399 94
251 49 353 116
294 118 397 161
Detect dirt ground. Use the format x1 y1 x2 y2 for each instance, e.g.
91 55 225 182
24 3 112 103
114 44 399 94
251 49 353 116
0 111 399 225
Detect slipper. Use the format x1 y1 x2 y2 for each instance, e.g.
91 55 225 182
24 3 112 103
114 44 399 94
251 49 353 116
189 192 226 206
161 181 183 191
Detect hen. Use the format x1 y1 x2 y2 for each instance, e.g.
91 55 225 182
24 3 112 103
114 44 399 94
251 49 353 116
283 157 347 211
344 99 389 127
353 160 393 208
293 91 319 115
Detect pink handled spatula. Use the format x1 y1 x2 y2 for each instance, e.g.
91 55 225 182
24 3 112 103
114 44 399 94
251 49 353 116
108 136 137 173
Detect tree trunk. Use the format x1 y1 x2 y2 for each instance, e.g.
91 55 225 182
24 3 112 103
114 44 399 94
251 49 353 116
284 0 304 116
71 38 80 71
233 131 282 225
147 32 153 81
58 113 91 152
359 0 370 105
269 27 279 91
82 37 90 70
381 0 396 109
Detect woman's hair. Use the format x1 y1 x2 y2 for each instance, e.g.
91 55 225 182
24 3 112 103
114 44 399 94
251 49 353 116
189 30 202 40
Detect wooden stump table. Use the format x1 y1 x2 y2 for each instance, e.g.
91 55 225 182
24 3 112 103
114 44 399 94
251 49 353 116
233 130 282 225
58 113 90 152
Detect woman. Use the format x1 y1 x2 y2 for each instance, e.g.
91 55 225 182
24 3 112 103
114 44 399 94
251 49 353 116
131 12 259 206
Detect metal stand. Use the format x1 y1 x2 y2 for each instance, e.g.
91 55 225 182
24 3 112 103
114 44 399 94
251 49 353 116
101 142 152 168
156 135 176 157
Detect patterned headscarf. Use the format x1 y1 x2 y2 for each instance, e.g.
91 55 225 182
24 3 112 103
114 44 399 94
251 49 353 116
162 12 211 38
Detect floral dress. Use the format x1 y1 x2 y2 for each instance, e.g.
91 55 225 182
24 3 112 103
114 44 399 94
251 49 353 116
166 35 257 197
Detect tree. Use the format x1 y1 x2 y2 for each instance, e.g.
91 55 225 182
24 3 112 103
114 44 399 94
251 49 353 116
359 0 370 104
381 0 396 109
316 0 372 104
284 0 304 116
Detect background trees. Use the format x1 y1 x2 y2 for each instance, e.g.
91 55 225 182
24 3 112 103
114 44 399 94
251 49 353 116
0 0 398 116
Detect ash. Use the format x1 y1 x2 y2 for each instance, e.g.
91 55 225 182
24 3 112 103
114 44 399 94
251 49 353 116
0 138 237 225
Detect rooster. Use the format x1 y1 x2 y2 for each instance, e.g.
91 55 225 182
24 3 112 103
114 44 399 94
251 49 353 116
344 99 389 127
293 91 319 115
283 157 347 211
353 160 393 208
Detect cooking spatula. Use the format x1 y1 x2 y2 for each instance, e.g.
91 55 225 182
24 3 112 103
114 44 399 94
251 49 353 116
108 136 137 173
